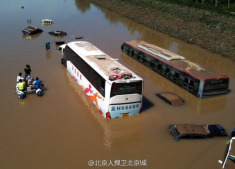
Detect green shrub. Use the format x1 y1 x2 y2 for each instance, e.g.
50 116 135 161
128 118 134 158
119 0 235 14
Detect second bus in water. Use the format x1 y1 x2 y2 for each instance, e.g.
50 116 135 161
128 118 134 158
121 40 230 98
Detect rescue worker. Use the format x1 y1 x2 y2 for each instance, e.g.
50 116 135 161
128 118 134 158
24 64 31 78
16 79 25 91
33 77 41 89
16 72 24 83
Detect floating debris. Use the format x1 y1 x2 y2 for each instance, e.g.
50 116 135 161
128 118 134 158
48 31 67 36
75 36 83 40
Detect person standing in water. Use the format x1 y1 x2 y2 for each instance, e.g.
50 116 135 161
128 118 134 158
24 64 31 78
16 72 24 83
16 79 25 91
33 77 41 89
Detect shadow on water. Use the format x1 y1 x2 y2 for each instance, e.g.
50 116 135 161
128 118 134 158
142 96 154 112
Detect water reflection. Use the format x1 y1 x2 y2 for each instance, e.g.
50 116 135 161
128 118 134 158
45 51 52 59
18 100 26 107
93 3 235 79
168 42 179 54
66 71 142 150
75 0 91 13
22 33 42 40
97 6 144 35
188 95 227 114
142 96 154 112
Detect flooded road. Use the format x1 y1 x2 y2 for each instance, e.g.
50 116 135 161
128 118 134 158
0 0 234 169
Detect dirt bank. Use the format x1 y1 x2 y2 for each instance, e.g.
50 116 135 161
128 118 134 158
90 0 235 61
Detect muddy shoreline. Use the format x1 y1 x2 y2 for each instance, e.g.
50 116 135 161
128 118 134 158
90 0 235 61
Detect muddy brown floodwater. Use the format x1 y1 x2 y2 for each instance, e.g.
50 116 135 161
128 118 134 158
0 0 234 169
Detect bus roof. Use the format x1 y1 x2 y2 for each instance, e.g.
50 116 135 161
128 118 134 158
124 40 229 81
67 41 143 83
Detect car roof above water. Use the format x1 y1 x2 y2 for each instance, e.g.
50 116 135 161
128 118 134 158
174 124 210 136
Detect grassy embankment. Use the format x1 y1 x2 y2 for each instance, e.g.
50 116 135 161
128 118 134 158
90 0 235 61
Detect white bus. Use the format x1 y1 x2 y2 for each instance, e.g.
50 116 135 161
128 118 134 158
61 41 143 118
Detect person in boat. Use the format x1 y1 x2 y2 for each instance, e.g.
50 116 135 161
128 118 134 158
24 64 31 78
32 77 41 89
16 79 26 91
16 72 24 83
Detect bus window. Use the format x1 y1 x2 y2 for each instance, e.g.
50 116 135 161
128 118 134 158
184 77 189 87
193 81 199 92
157 62 162 72
123 45 129 55
174 72 179 82
129 49 134 57
110 81 142 98
153 61 158 72
166 68 170 77
145 56 152 68
160 63 167 76
178 73 186 86
138 53 145 63
189 80 194 91
204 79 229 91
169 69 175 80
133 51 139 60
99 79 105 96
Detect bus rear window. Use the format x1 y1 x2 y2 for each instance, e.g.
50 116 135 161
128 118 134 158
110 81 142 97
204 78 229 91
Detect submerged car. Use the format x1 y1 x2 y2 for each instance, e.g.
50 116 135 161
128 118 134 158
169 124 227 141
156 92 184 106
22 26 43 35
41 19 53 25
48 31 67 36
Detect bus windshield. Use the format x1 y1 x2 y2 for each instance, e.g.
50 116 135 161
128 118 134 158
110 81 142 97
204 78 229 91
